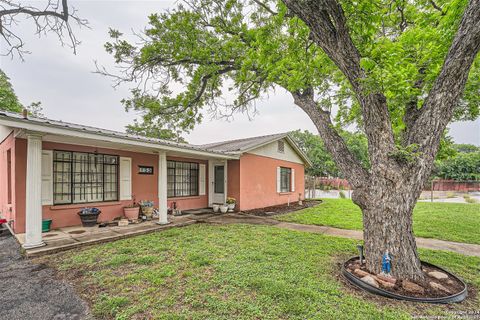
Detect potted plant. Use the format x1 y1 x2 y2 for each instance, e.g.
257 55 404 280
212 203 220 213
139 200 154 219
124 203 139 220
226 197 236 212
77 207 101 227
42 218 52 232
220 204 229 213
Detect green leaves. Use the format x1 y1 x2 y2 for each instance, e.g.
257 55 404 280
102 0 479 149
290 129 369 177
435 151 480 180
0 70 22 113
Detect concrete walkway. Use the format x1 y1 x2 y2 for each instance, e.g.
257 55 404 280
202 213 480 258
21 215 196 258
275 221 480 258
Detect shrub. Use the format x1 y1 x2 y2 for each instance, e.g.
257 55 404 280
436 152 480 180
339 190 346 199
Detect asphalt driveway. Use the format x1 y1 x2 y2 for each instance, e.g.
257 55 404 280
0 234 90 320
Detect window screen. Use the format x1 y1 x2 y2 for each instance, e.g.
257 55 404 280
53 151 118 204
167 160 199 197
280 167 291 192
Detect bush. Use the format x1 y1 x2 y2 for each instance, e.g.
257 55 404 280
339 190 346 199
436 151 480 180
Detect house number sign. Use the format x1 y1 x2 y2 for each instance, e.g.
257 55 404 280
138 166 154 175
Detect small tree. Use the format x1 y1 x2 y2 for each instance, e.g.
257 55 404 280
101 0 480 280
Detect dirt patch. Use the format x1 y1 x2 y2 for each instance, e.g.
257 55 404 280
243 200 322 216
344 258 466 299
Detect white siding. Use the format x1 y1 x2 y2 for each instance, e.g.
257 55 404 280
249 139 304 164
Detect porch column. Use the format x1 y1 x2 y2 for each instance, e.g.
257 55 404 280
157 151 169 225
223 159 228 204
23 132 45 249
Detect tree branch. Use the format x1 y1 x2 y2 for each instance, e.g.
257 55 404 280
0 0 88 59
407 0 480 174
282 0 396 168
291 88 369 189
251 0 277 16
429 0 445 15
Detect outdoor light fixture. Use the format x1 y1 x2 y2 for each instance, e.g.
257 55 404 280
357 244 364 265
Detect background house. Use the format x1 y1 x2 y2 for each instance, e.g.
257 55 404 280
0 111 310 249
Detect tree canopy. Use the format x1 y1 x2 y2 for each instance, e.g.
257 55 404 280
0 69 22 112
102 0 479 146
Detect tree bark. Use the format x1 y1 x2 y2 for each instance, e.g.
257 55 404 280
361 174 423 280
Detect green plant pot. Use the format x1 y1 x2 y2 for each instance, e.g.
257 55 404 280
42 219 52 233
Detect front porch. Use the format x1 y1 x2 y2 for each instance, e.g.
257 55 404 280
16 214 202 258
14 128 233 250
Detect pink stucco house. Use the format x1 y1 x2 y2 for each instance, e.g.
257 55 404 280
0 111 310 249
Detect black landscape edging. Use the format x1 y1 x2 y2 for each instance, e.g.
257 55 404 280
342 256 468 304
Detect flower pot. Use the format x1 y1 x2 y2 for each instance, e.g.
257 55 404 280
227 203 235 212
78 208 101 227
141 206 154 219
212 204 220 213
124 207 139 220
42 219 52 233
220 205 228 213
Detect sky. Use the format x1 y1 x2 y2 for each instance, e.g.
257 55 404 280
1 0 479 146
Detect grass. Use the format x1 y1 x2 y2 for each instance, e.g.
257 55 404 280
277 199 480 245
463 195 478 204
43 224 480 320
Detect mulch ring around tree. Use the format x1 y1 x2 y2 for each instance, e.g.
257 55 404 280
243 199 322 216
343 257 467 303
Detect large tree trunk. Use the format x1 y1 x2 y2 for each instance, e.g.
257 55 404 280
284 0 480 282
356 175 424 280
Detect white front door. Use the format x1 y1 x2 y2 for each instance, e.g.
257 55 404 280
209 160 226 205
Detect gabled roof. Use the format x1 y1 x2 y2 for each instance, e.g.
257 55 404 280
200 133 286 153
199 132 312 166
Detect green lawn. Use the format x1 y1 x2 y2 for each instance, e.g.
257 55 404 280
44 224 480 320
277 199 480 245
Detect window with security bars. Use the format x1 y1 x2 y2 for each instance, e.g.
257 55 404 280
53 151 119 204
280 167 291 192
167 160 199 197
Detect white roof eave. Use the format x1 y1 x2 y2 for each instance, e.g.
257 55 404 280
0 116 238 160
